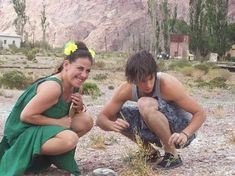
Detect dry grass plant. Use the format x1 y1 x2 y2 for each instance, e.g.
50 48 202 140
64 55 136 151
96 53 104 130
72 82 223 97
224 129 235 145
212 105 226 118
89 133 106 150
120 132 157 176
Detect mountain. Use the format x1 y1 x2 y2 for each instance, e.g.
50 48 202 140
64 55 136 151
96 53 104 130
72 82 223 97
0 0 234 51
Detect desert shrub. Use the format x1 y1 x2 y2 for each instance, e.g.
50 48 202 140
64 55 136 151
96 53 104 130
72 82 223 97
208 77 228 88
0 89 4 96
0 70 33 89
168 59 191 70
121 135 155 176
0 48 12 55
89 134 106 149
225 54 235 62
93 61 105 69
93 73 107 81
23 48 39 61
191 69 206 81
194 63 211 74
196 77 228 89
108 85 115 90
156 60 168 71
205 69 231 81
8 44 20 54
178 66 195 76
80 82 101 97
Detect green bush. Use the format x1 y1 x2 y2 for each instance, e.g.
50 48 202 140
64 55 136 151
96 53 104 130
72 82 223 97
93 61 106 69
194 63 211 74
156 60 168 71
80 82 101 97
168 59 191 70
196 77 228 89
178 66 195 76
206 69 231 81
0 70 33 89
108 85 115 90
208 77 228 88
93 73 108 81
23 48 39 61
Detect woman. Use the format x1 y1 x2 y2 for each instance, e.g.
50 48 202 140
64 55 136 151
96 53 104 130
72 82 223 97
0 41 94 175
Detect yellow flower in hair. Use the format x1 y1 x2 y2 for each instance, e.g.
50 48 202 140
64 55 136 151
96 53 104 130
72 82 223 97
64 41 78 56
88 48 96 58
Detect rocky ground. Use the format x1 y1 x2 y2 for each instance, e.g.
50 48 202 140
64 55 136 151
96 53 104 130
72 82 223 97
0 81 235 176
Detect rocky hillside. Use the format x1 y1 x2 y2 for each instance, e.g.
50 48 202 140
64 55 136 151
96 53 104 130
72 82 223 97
0 0 234 51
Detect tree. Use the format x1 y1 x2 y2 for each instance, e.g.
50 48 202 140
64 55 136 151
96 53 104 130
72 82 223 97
161 0 171 54
169 19 189 35
12 0 28 40
160 0 179 54
206 0 229 56
227 23 235 44
169 4 178 33
189 0 207 57
148 0 178 55
41 0 49 49
147 0 161 55
189 0 230 57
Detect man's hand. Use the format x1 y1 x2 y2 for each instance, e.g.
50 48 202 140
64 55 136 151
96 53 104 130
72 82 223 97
111 119 130 132
168 132 188 147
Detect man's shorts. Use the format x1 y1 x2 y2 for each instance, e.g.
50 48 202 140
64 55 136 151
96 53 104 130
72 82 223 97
118 99 196 148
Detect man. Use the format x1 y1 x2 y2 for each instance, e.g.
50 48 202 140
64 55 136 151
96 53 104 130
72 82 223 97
96 50 206 169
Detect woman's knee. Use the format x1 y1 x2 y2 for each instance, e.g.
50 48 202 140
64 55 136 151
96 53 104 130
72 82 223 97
57 130 79 149
71 112 94 133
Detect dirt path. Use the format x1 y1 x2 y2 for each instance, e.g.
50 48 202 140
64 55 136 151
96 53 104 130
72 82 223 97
0 87 234 176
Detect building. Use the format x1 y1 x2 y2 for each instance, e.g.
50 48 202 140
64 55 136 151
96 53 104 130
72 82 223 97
0 33 21 49
227 44 235 57
170 34 189 59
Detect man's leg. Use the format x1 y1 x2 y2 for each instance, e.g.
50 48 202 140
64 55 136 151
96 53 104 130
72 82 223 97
119 106 161 161
137 97 176 155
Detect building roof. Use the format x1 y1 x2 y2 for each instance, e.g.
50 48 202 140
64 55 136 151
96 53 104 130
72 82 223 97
0 32 21 38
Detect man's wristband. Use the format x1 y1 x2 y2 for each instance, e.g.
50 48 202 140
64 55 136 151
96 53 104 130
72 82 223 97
181 131 189 141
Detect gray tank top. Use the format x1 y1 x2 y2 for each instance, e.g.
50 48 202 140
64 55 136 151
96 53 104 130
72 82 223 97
131 72 162 101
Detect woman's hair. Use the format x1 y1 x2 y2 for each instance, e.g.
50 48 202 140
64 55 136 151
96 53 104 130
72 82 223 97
54 41 93 74
125 50 158 83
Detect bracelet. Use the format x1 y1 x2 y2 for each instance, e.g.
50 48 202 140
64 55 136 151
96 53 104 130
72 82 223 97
181 131 189 141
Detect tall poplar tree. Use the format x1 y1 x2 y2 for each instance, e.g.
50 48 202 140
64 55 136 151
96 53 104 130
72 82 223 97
12 0 28 40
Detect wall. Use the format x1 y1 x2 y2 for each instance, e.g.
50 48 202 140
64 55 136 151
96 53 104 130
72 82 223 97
0 35 21 48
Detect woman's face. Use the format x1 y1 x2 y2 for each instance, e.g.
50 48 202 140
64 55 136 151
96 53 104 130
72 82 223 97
64 57 92 87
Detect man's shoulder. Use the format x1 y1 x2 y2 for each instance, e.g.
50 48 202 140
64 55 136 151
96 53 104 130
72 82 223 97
115 82 132 101
160 72 179 85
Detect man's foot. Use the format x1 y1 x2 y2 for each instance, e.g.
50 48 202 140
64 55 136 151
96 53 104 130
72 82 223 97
154 153 183 169
146 150 161 163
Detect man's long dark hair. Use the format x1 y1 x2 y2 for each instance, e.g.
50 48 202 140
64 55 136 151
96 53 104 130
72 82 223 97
125 50 158 83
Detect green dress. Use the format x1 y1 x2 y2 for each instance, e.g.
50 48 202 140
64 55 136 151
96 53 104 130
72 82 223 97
0 77 81 176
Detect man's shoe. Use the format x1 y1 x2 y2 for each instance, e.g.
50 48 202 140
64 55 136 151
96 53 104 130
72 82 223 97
146 150 161 163
154 153 183 169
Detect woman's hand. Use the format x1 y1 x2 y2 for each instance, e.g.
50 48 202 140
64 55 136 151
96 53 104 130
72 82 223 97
168 132 188 147
71 93 84 112
57 116 72 128
111 118 130 132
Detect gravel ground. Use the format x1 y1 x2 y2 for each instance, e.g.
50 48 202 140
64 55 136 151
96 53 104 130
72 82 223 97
0 84 235 176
